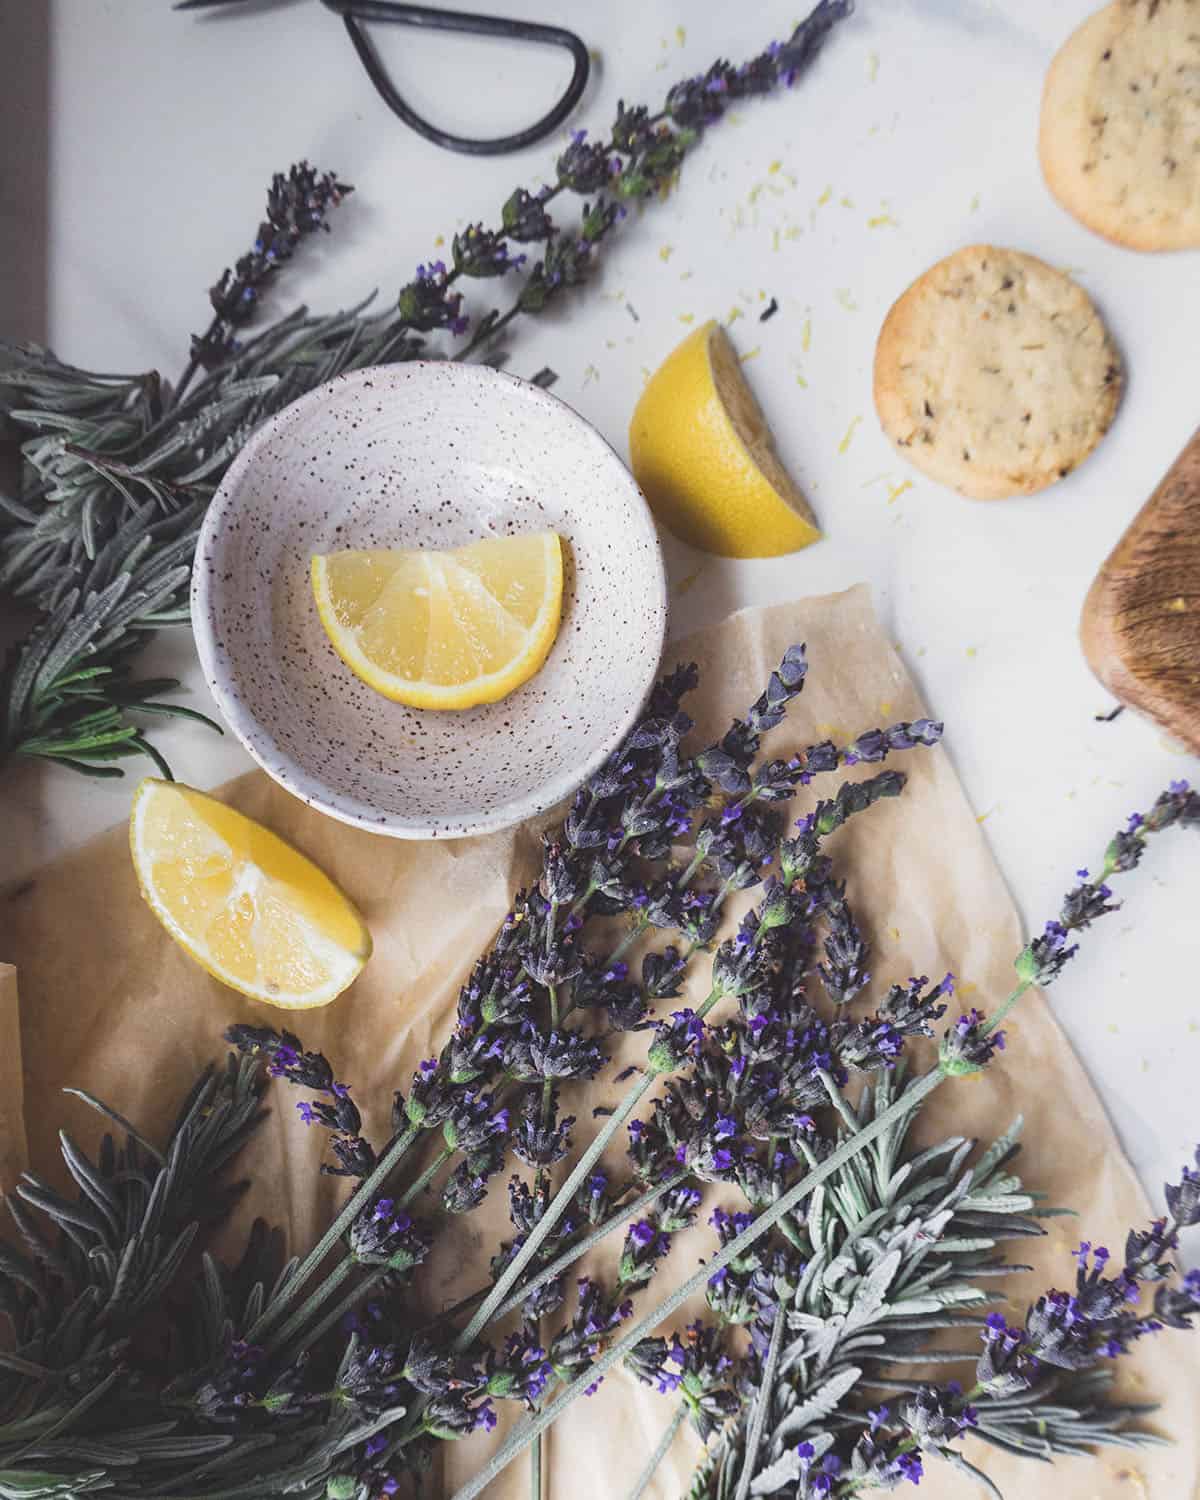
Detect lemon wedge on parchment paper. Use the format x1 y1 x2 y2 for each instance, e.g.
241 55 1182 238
311 532 564 711
629 319 820 558
130 779 371 1009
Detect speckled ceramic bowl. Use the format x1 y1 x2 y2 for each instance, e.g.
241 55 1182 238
192 362 667 839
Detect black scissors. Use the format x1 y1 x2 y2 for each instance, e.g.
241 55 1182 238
175 0 591 156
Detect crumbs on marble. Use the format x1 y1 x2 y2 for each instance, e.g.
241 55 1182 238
838 416 862 454
888 480 913 504
659 244 674 262
834 288 858 311
868 202 899 229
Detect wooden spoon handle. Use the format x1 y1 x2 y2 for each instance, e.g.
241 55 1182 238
1080 428 1200 754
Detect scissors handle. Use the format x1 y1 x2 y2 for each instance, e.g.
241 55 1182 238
322 0 590 155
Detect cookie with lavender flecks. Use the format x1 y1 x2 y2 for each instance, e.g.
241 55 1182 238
873 244 1122 500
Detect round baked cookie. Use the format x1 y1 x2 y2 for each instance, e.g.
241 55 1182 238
1039 0 1200 252
872 245 1123 501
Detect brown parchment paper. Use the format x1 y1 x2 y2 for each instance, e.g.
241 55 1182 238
2 586 1198 1499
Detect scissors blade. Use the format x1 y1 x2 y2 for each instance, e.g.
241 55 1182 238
173 0 256 11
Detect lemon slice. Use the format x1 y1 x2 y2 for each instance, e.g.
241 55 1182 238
130 779 371 1009
311 532 564 710
629 320 820 558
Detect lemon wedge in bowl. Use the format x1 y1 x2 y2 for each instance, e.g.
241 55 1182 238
629 319 820 558
311 532 564 711
130 779 371 1009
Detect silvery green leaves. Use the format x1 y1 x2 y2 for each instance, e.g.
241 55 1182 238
7 654 1200 1500
0 1054 272 1489
674 1080 1196 1500
1 4 857 780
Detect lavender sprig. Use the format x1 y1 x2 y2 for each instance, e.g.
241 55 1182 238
801 1158 1200 1498
451 784 1200 1500
178 162 352 401
1 2 854 780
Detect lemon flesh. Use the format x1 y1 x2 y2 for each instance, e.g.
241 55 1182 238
629 320 820 558
130 779 371 1009
311 532 564 711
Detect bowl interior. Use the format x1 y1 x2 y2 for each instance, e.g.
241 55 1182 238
193 363 666 837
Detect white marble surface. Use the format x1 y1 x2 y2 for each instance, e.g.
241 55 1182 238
4 0 1199 1237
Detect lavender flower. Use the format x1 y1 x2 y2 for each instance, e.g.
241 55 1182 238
1017 780 1200 987
225 1024 376 1178
556 130 617 193
816 884 870 1004
397 259 468 333
939 1007 1006 1076
549 1277 633 1384
500 186 555 242
349 1197 431 1273
451 223 526 278
628 1322 739 1439
1165 1146 1200 1227
190 162 351 373
485 1331 554 1406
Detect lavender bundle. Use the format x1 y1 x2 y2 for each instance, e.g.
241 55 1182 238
0 1 853 780
2 646 1197 1500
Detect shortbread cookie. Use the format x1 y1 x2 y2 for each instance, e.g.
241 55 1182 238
873 245 1122 501
1039 0 1200 252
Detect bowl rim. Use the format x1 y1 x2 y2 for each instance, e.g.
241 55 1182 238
191 360 669 840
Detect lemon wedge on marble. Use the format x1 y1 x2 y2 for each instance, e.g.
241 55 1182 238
629 319 820 557
130 779 371 1009
311 532 563 710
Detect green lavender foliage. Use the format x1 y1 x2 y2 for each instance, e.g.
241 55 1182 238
0 1057 269 1491
0 309 422 777
0 1 854 779
676 1089 1159 1499
0 762 1196 1497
